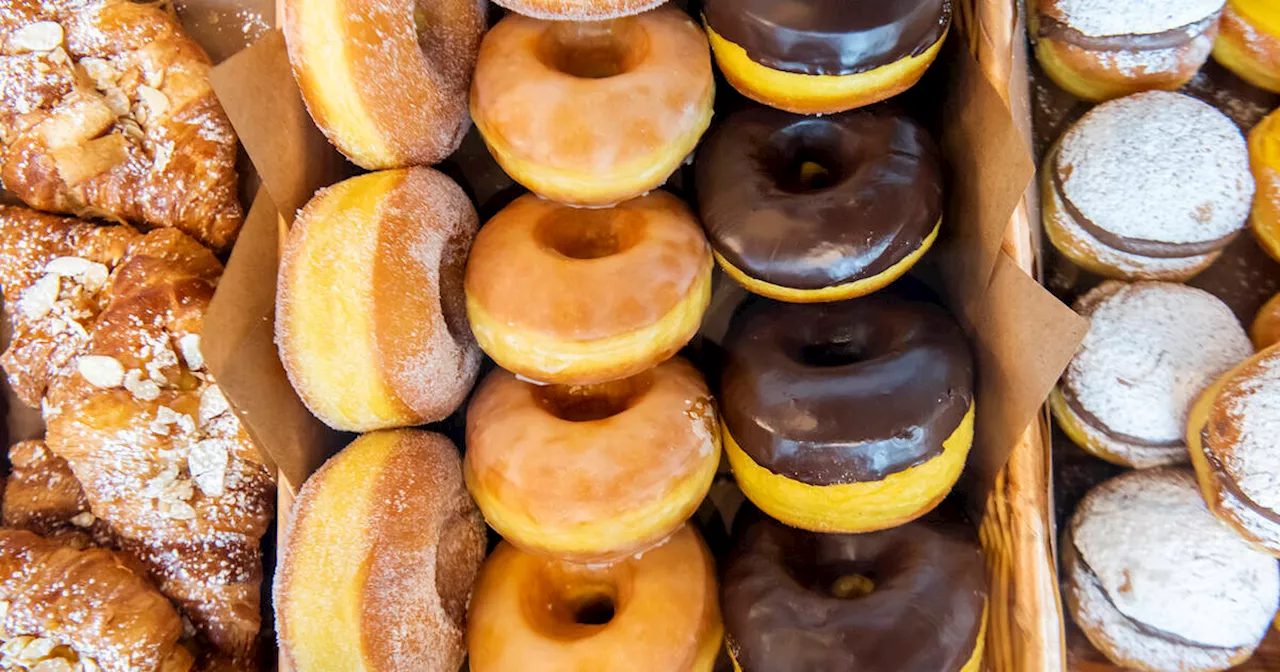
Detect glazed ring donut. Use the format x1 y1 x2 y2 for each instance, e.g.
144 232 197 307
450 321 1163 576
1032 0 1223 101
492 0 664 21
1214 0 1280 93
470 9 715 206
719 291 975 533
276 167 482 432
1064 469 1279 671
1042 92 1253 281
722 512 987 672
467 525 722 672
464 192 712 385
1188 344 1280 555
1251 292 1280 349
275 430 488 672
283 0 486 169
1249 108 1280 263
702 0 950 114
696 106 942 302
1050 281 1253 468
465 357 719 562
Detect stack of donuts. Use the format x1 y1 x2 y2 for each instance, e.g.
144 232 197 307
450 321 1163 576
267 0 991 670
1032 1 1280 670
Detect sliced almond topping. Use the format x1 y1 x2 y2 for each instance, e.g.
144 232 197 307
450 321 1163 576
199 385 230 424
69 511 95 527
178 334 203 371
10 22 63 53
77 356 124 388
104 89 129 117
136 85 169 119
20 275 59 319
43 256 92 277
123 369 160 401
16 638 55 662
188 439 228 498
162 500 196 520
80 262 108 291
80 57 118 89
32 658 74 672
80 658 100 672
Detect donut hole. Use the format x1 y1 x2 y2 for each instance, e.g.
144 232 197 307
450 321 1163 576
535 208 646 260
764 122 849 193
523 567 629 638
538 19 649 79
797 339 866 368
829 574 877 599
438 227 473 346
534 374 653 422
570 592 617 625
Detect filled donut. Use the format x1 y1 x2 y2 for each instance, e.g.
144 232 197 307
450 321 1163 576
1214 0 1280 93
464 357 720 562
282 0 486 170
275 430 489 672
276 167 482 432
1042 91 1254 281
1031 0 1224 101
702 0 950 114
464 192 712 385
467 525 722 672
1249 107 1280 263
470 9 715 206
723 511 987 672
491 0 664 21
1188 343 1280 555
1050 281 1253 468
719 291 975 533
696 106 942 302
1064 469 1279 671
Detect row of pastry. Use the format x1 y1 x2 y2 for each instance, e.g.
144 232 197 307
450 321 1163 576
269 0 993 671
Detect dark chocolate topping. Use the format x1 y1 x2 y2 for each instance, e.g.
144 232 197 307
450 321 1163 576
1051 148 1239 259
1058 382 1184 449
1201 427 1280 525
723 515 986 672
696 107 943 291
1036 13 1216 52
702 0 951 76
719 292 973 485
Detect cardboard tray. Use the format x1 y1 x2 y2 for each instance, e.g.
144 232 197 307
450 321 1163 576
0 0 1089 670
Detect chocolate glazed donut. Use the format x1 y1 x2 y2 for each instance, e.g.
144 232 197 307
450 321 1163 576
696 106 943 302
723 512 987 672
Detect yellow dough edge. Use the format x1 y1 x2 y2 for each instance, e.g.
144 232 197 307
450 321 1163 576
714 220 940 303
464 434 720 562
471 84 715 207
724 402 974 533
706 26 946 115
1250 109 1280 263
278 171 419 432
1215 0 1280 93
466 258 712 385
277 432 392 671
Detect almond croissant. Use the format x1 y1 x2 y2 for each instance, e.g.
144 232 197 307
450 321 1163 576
2 439 115 551
0 0 242 250
0 528 194 672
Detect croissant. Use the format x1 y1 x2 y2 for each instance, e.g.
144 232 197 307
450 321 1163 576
3 440 115 551
0 528 193 672
0 0 242 250
18 221 273 668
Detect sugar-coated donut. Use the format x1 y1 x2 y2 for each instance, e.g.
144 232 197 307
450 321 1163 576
283 0 486 169
464 192 712 385
1251 292 1280 349
1249 108 1280 262
1042 92 1254 281
1064 469 1279 672
1032 0 1224 101
467 525 722 672
723 512 987 672
275 430 488 672
465 357 718 562
1051 282 1253 468
1188 344 1280 555
1214 0 1280 93
470 9 714 206
719 291 975 533
696 106 943 302
492 0 664 21
702 0 950 114
276 167 482 432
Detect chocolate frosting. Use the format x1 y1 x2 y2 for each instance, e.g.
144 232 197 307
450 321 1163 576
702 0 951 76
1051 148 1239 259
1201 428 1280 525
696 107 943 291
719 292 973 485
1036 14 1217 52
723 514 986 672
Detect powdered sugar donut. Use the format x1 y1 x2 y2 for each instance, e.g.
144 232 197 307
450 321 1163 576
1041 91 1254 281
1188 344 1280 555
276 167 482 432
1032 0 1225 101
1050 281 1253 467
1063 468 1278 672
493 0 666 21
